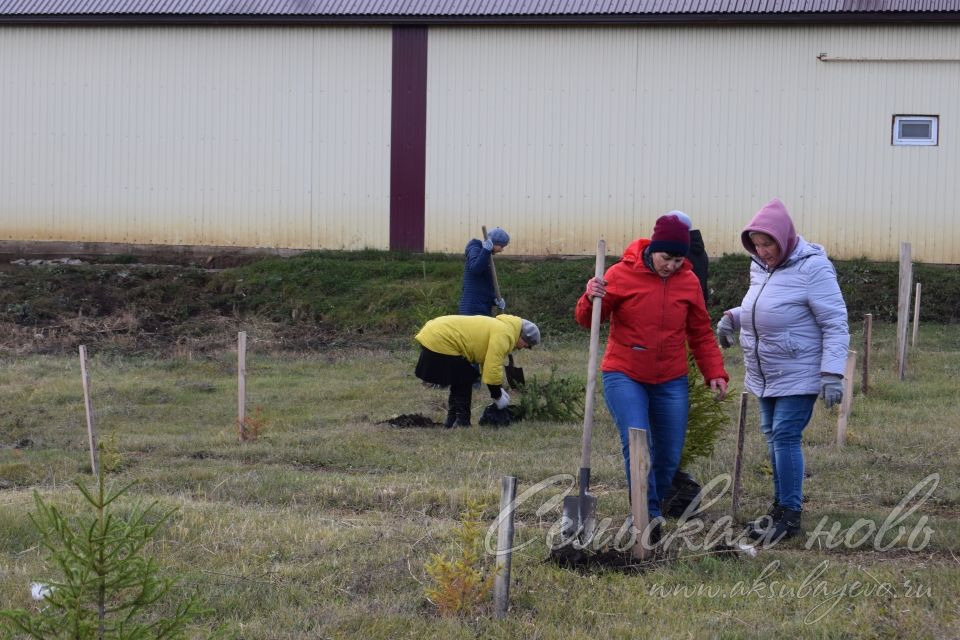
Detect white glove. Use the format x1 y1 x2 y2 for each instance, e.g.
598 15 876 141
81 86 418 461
716 314 735 349
482 239 494 252
495 297 506 310
495 389 510 410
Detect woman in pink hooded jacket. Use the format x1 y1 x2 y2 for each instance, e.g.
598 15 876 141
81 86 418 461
717 198 849 542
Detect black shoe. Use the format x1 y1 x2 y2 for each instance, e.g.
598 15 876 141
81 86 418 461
745 503 783 537
444 411 457 429
749 508 801 543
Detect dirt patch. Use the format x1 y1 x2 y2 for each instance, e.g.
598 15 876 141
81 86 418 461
547 542 745 572
380 414 442 428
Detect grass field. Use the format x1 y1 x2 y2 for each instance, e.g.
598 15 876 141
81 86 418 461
1 322 958 639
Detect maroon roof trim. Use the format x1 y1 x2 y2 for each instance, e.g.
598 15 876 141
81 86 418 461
1 11 958 24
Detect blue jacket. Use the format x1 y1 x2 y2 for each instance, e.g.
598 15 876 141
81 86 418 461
729 237 849 397
458 239 496 316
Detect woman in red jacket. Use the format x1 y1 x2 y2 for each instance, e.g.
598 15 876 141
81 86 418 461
575 213 729 527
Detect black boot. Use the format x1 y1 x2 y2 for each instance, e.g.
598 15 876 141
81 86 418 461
455 401 472 427
745 502 783 538
750 508 801 543
450 384 472 427
444 408 457 429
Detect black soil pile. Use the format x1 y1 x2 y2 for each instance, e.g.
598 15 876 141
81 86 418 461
381 414 442 428
547 541 746 573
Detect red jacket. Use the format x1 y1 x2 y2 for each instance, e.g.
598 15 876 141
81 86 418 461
574 238 728 385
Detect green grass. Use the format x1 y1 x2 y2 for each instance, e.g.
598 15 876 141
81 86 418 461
3 251 959 360
1 324 958 638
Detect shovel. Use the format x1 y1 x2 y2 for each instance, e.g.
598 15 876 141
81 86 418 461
562 239 606 542
482 225 525 390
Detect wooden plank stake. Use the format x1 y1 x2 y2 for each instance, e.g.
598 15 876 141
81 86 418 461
493 475 517 620
78 345 99 476
628 428 651 561
238 331 247 441
836 350 857 447
861 314 872 395
912 282 922 347
895 242 912 381
731 392 748 521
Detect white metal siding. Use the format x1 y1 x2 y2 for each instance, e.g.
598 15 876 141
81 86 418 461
425 25 960 262
2 24 959 262
0 26 392 250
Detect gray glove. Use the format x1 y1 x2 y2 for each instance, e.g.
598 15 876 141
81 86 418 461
820 375 844 409
716 314 735 349
495 389 510 410
482 238 494 251
495 297 506 311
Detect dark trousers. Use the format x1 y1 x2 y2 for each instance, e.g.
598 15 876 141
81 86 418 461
415 346 479 426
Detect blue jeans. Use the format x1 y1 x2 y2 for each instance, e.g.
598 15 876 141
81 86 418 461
758 395 817 512
602 372 688 519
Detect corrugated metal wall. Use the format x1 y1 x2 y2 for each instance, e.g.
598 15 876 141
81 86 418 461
1 23 958 261
425 25 960 262
0 27 392 250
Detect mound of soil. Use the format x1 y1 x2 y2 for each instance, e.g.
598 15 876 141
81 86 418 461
547 546 654 572
381 413 442 428
547 541 746 572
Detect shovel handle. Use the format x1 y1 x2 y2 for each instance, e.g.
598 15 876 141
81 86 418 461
580 239 606 470
481 225 504 304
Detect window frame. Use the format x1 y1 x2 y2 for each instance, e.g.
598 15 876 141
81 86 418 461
892 115 939 146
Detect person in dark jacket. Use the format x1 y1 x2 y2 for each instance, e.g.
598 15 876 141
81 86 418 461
717 197 849 542
575 213 729 538
458 227 509 316
668 210 709 303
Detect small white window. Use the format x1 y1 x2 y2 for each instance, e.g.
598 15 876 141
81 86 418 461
892 115 938 146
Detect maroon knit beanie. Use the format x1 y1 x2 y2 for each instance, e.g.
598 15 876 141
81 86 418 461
649 214 690 256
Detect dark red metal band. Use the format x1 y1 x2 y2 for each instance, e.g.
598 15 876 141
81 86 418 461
389 25 428 252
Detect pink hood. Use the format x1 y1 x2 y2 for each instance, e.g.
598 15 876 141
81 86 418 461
741 198 798 268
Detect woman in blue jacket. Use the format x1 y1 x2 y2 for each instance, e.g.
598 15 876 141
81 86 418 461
717 198 849 542
458 227 509 316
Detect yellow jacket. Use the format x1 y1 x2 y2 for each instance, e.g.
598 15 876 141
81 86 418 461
415 314 522 387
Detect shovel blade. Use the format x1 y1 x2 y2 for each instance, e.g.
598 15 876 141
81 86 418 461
561 494 597 543
505 365 525 390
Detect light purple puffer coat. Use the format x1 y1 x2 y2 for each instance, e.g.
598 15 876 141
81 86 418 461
728 201 849 397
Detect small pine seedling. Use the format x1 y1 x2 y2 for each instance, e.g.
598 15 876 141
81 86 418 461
424 499 498 616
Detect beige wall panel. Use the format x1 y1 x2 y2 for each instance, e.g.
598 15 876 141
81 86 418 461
426 25 960 262
0 27 391 250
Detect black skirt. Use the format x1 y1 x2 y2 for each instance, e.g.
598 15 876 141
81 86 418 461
415 346 479 386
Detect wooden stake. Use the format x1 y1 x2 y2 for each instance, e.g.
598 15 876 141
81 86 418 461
78 345 99 476
731 392 748 521
238 331 247 441
912 282 922 347
628 428 651 561
896 242 912 381
836 350 857 447
493 475 517 620
861 314 872 394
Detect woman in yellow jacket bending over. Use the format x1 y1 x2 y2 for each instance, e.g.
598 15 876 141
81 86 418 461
415 314 540 427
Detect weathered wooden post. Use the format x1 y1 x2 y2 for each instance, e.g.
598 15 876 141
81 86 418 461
493 475 517 620
238 331 247 441
861 314 872 394
836 350 857 447
896 242 912 381
78 345 99 476
912 282 922 347
629 428 651 561
731 392 748 521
